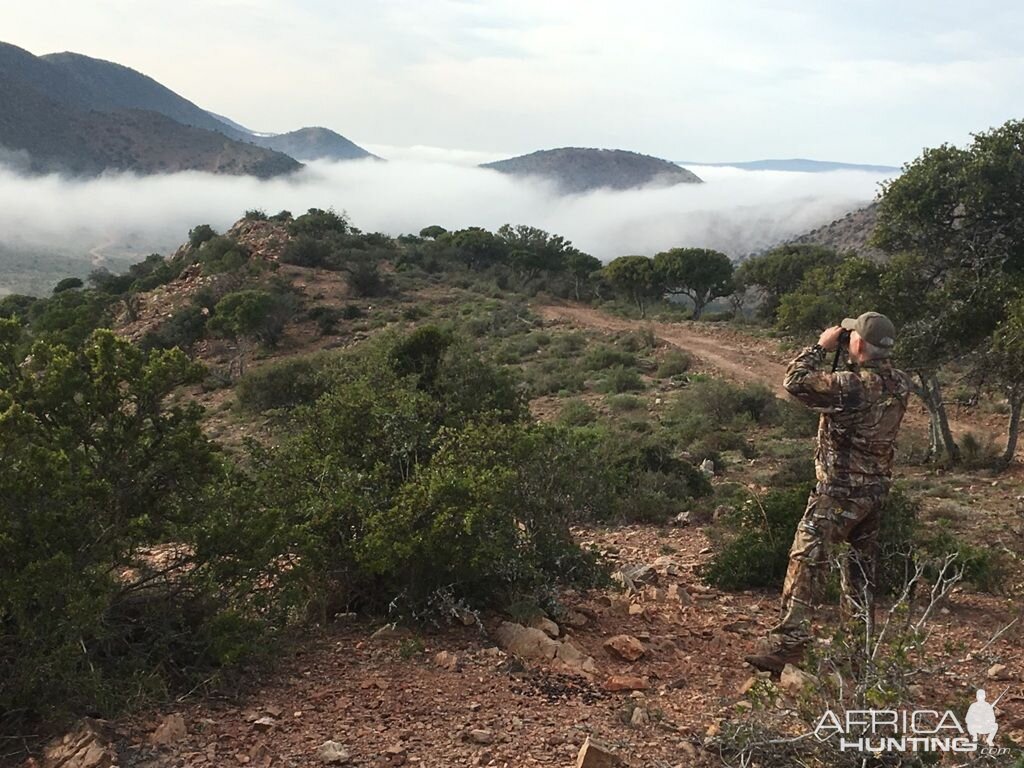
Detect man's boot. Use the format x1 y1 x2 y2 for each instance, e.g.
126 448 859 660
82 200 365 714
744 630 810 675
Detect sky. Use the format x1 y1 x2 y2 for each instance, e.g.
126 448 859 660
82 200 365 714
6 0 1024 165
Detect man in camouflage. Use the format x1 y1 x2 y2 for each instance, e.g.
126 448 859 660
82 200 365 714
746 312 912 673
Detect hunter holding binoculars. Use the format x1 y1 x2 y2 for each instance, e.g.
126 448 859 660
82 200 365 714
746 312 912 674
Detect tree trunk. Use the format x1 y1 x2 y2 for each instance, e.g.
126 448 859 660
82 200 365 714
573 276 581 302
1001 389 1023 468
919 372 960 463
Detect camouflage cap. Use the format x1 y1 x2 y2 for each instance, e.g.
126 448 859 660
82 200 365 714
841 311 896 348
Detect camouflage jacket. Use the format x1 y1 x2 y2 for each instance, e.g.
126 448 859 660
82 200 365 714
783 345 912 495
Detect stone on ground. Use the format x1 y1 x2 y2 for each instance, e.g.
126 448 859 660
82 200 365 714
603 634 646 662
576 736 622 767
316 740 351 764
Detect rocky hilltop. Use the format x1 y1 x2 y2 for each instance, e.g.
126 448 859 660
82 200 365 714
482 147 703 193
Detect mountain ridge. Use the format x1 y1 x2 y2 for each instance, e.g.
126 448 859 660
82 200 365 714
482 147 702 193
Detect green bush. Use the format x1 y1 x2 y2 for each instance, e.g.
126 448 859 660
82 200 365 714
921 524 1008 593
607 394 644 412
188 224 217 248
235 354 331 412
0 326 268 731
281 235 334 268
557 399 597 426
140 305 208 352
248 330 593 618
703 485 918 595
195 236 249 275
599 365 644 393
307 305 346 335
667 379 781 445
583 344 636 370
208 289 293 347
656 350 692 377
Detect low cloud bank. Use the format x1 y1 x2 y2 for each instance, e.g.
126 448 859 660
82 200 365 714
0 158 892 267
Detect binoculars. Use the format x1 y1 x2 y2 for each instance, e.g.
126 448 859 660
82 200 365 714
832 329 852 372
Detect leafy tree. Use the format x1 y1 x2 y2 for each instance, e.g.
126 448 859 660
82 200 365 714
981 296 1024 467
52 277 83 294
288 208 349 238
653 247 734 320
446 227 510 271
0 294 37 322
563 249 602 301
208 290 292 376
188 223 217 248
281 235 333 268
872 124 1024 462
496 224 573 284
734 244 842 321
774 257 884 335
602 255 662 317
419 225 447 239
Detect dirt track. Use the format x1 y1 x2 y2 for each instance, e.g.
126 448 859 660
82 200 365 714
537 302 1011 452
538 304 790 398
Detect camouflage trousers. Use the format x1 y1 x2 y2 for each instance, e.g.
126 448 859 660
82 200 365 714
771 487 887 645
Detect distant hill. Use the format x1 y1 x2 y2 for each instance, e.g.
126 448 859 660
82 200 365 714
249 127 378 162
0 42 300 177
788 202 884 259
680 158 899 174
482 148 702 193
39 50 249 138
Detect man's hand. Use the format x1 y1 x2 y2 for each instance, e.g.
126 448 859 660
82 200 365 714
818 325 846 351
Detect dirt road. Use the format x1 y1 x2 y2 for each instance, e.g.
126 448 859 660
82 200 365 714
538 304 790 398
538 302 1011 452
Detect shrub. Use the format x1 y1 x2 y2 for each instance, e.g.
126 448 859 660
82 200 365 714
52 277 84 294
573 429 712 523
195 236 249 275
249 330 591 617
289 208 349 238
346 261 391 297
244 209 268 221
920 524 1008 593
667 379 780 444
703 484 812 590
236 354 331 412
140 305 208 352
281 235 334 268
307 305 346 335
959 431 1001 470
208 289 293 347
599 366 644 393
703 485 918 595
0 326 266 731
656 350 692 377
188 224 217 248
558 399 597 426
583 345 636 370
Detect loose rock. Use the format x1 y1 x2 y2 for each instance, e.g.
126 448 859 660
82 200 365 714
42 719 118 768
604 675 649 692
316 740 351 764
576 736 622 767
150 713 187 745
603 634 646 662
780 664 819 695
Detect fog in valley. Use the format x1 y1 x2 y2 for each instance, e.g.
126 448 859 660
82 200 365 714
0 154 892 283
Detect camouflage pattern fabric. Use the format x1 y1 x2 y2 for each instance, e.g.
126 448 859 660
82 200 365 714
783 345 911 495
769 345 912 643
